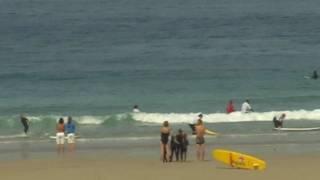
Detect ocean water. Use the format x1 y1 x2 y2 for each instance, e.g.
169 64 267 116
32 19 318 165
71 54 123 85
1 0 320 152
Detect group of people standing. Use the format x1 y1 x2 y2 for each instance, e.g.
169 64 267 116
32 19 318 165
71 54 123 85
160 114 207 162
160 121 190 162
56 116 76 154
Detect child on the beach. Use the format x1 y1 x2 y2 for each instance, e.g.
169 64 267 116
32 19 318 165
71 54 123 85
169 135 178 162
181 133 189 161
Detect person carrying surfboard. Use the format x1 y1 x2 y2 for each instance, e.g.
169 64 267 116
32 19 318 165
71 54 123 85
189 114 203 135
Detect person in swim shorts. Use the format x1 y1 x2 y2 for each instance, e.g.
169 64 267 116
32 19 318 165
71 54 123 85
195 119 206 161
65 116 76 152
56 118 65 154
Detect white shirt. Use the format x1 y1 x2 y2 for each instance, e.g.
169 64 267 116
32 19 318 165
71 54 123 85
241 102 252 113
133 108 140 113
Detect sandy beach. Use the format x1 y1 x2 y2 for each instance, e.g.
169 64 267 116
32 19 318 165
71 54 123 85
0 150 318 180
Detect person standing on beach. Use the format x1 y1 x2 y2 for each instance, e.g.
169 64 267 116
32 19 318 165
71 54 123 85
241 99 253 113
160 121 171 162
195 119 206 161
181 132 189 161
65 116 76 152
169 135 178 162
175 129 184 161
20 114 29 135
56 118 65 154
226 100 235 114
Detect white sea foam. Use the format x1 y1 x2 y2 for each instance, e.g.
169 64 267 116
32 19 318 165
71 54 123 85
77 116 105 125
132 109 320 124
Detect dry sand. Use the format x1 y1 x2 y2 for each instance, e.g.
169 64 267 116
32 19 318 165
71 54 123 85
0 152 318 180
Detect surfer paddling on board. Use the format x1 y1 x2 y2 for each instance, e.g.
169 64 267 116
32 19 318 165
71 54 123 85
273 113 286 128
241 99 253 113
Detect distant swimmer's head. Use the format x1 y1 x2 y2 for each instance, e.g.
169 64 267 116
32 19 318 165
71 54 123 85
281 113 286 117
198 114 203 118
133 105 139 109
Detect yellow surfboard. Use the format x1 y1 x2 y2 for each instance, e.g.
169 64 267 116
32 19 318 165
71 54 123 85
212 149 266 170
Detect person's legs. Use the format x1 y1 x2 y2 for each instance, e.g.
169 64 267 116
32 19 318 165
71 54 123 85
175 146 180 161
165 144 171 162
67 134 75 152
56 133 65 154
170 146 176 162
200 144 205 161
196 144 201 160
160 143 165 161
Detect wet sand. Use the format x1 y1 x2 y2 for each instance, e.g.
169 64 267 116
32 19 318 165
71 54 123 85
0 151 318 180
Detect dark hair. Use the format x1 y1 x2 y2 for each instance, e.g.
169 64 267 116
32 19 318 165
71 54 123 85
58 118 64 124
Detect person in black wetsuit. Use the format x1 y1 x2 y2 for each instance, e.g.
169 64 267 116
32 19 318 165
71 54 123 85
20 115 29 134
175 129 184 161
169 135 178 162
160 121 171 162
181 132 189 161
273 113 286 128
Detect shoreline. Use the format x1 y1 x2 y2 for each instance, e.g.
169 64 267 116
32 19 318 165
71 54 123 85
1 136 320 160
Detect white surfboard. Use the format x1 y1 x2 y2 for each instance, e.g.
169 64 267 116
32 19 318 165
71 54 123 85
273 127 320 131
189 124 218 135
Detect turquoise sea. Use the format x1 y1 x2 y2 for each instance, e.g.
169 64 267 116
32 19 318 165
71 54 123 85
1 0 320 157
